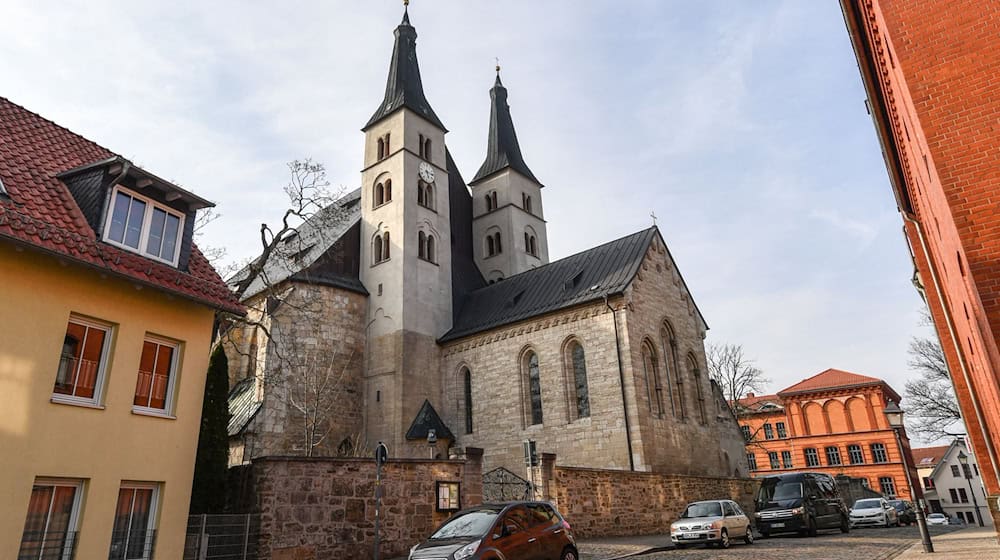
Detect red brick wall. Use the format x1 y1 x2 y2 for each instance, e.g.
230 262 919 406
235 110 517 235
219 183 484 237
548 466 758 538
253 450 482 560
842 0 1000 530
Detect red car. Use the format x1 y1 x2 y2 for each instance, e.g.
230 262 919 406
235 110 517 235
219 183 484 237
409 501 578 560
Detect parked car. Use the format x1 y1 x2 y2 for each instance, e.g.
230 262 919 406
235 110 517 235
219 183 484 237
887 500 916 525
849 498 899 528
753 472 850 537
408 501 578 560
670 499 753 549
927 513 950 526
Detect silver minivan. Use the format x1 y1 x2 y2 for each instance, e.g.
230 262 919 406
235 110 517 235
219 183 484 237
670 500 754 549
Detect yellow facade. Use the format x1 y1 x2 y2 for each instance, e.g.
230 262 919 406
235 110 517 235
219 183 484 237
0 242 215 559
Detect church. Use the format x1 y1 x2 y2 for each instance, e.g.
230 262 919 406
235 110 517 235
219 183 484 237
225 6 747 478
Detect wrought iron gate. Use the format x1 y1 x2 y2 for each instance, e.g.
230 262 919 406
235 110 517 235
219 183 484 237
482 467 532 502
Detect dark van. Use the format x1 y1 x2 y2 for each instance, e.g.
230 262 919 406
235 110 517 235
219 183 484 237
754 472 850 537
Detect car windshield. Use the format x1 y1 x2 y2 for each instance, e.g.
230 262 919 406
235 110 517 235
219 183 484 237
430 509 500 539
928 514 945 519
854 499 882 509
682 502 722 518
756 479 803 506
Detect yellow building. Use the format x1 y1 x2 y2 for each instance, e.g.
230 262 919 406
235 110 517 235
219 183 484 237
0 97 241 559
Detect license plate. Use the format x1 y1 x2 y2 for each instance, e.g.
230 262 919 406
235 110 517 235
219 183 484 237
683 532 700 539
771 522 785 528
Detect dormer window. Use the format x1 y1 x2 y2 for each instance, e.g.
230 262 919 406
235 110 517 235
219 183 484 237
104 187 184 266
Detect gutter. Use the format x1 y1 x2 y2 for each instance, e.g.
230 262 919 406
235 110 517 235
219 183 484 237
606 295 636 471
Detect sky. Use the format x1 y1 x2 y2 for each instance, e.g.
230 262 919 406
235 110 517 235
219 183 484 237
2 1 936 425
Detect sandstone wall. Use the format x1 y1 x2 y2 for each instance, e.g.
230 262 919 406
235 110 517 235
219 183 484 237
254 449 483 560
548 464 759 538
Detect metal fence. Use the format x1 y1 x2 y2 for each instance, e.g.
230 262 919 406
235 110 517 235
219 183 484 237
17 531 79 559
184 514 259 560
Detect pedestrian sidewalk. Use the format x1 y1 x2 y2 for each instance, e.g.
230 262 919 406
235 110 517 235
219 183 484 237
894 526 998 559
577 533 671 560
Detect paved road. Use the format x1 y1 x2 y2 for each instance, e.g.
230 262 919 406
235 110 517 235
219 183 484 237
582 524 962 560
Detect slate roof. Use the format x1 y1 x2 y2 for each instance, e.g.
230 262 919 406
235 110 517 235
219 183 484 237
446 150 487 319
0 96 242 314
405 399 456 442
227 188 365 299
471 75 540 185
442 227 670 342
364 9 446 132
228 376 262 436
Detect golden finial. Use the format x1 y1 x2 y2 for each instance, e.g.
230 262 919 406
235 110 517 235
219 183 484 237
404 0 409 6
495 57 501 74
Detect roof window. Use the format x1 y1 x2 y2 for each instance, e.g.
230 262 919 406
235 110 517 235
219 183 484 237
102 186 185 267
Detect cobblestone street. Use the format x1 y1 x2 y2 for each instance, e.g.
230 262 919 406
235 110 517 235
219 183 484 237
581 525 963 560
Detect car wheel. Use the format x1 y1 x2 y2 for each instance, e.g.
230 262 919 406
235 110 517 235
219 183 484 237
560 546 578 560
719 529 731 549
744 526 754 545
840 515 850 534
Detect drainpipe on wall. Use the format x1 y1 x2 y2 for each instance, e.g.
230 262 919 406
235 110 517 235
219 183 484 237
606 296 636 471
903 214 1000 493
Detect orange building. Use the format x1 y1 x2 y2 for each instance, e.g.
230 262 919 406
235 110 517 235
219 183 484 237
737 369 917 502
840 0 1000 531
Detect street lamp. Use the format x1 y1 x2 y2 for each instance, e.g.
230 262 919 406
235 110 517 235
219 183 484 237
957 450 985 527
884 401 934 553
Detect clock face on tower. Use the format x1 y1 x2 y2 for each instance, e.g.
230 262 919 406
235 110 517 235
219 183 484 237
418 161 435 183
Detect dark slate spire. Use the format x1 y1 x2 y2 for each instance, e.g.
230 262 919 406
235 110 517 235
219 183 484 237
471 71 540 184
364 7 446 132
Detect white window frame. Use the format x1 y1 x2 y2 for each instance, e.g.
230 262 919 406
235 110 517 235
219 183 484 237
52 314 114 408
20 478 85 560
111 482 160 560
132 335 181 418
102 186 185 267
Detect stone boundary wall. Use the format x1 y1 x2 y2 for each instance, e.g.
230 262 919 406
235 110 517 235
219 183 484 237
547 463 759 538
253 448 483 560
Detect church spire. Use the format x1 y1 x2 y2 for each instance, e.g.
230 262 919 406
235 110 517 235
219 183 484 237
364 4 446 132
471 68 539 184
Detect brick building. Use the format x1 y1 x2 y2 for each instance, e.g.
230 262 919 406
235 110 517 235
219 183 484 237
224 5 748 478
840 0 1000 530
737 369 916 501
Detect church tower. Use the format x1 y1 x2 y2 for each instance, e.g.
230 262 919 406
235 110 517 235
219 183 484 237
359 6 453 456
470 71 549 282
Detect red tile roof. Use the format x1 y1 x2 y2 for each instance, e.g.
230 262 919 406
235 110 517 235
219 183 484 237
911 445 950 468
778 368 887 395
0 97 242 314
735 393 783 412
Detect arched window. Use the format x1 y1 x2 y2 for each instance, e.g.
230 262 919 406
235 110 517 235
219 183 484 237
485 194 494 212
426 235 436 263
373 235 383 264
382 232 390 260
425 184 434 209
530 236 537 256
524 351 543 426
487 235 496 257
418 231 426 259
567 341 590 419
375 183 384 206
419 134 425 158
384 179 392 202
424 138 432 161
641 341 665 417
463 368 473 434
665 327 686 421
524 232 530 252
689 354 707 424
659 323 677 417
385 132 390 153
491 191 498 210
377 138 385 160
417 180 426 205
494 232 502 254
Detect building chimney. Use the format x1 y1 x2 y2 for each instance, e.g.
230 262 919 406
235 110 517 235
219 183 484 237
747 392 755 398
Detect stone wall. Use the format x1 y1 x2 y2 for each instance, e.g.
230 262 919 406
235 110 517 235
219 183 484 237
546 463 759 538
254 448 483 560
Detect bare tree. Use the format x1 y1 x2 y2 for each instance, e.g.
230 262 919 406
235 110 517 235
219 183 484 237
287 346 358 457
905 335 964 442
707 343 771 411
